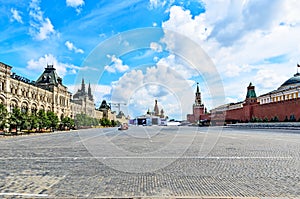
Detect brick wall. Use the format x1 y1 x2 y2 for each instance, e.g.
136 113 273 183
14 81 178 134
210 98 300 122
252 98 300 121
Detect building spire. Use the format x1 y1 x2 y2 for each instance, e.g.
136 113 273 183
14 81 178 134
88 82 93 100
195 82 201 105
81 78 85 93
154 99 159 116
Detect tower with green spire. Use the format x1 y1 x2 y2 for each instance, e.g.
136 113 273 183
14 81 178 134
245 82 258 104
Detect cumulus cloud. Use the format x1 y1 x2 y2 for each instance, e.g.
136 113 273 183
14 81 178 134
29 0 56 40
66 0 84 13
10 8 23 24
26 54 80 78
150 42 163 52
162 5 210 43
65 40 84 54
162 1 300 104
156 54 197 80
104 55 129 73
110 64 194 119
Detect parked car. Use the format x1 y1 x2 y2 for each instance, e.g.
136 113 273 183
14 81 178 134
118 123 129 130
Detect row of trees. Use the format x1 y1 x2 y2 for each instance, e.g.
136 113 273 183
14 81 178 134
250 115 300 123
0 104 74 134
74 114 120 128
0 104 120 134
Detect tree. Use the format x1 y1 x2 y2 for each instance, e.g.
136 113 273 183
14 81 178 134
28 113 39 131
8 108 23 133
74 113 98 128
20 111 31 131
0 104 8 130
37 110 49 130
289 114 296 122
61 116 74 130
47 111 59 131
100 118 111 127
284 116 289 122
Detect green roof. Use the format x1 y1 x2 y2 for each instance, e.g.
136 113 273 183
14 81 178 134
35 65 62 86
246 82 257 98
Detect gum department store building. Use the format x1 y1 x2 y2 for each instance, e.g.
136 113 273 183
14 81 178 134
0 61 117 121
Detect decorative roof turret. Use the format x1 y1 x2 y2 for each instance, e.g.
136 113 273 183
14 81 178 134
35 64 63 90
246 82 257 99
88 82 93 100
99 100 111 110
244 82 258 105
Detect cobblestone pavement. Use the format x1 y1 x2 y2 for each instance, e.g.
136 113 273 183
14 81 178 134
0 126 299 198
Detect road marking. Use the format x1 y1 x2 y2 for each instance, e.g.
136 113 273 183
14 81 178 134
0 156 293 160
0 193 48 197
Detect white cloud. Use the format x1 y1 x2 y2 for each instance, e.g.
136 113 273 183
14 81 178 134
65 40 84 54
156 54 197 80
104 55 129 73
150 42 163 52
149 0 166 9
161 2 300 105
104 65 116 73
26 54 80 78
110 64 194 119
66 0 84 13
36 18 55 40
162 5 210 44
29 0 56 40
10 8 23 24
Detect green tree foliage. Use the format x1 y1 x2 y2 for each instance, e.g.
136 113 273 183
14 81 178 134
28 113 39 130
270 116 279 122
263 117 269 123
0 104 8 130
8 108 23 133
289 114 296 122
61 116 75 129
47 111 59 130
37 110 51 129
100 118 111 127
74 113 99 128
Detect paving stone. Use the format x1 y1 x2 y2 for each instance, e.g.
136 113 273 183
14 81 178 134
0 127 299 198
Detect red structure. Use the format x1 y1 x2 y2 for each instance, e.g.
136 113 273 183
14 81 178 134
187 83 205 123
187 71 300 125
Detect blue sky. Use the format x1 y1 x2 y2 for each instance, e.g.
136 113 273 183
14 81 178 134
1 0 300 119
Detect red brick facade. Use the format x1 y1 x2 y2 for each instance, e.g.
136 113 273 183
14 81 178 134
188 81 300 124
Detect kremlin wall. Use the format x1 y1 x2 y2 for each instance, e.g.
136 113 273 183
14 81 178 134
187 66 300 125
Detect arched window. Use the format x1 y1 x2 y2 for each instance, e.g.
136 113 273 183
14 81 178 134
21 102 28 113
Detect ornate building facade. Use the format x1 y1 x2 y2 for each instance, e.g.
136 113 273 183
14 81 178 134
0 62 71 118
0 61 119 122
71 79 96 118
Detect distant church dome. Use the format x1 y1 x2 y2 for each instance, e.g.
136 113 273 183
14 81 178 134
278 73 300 90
